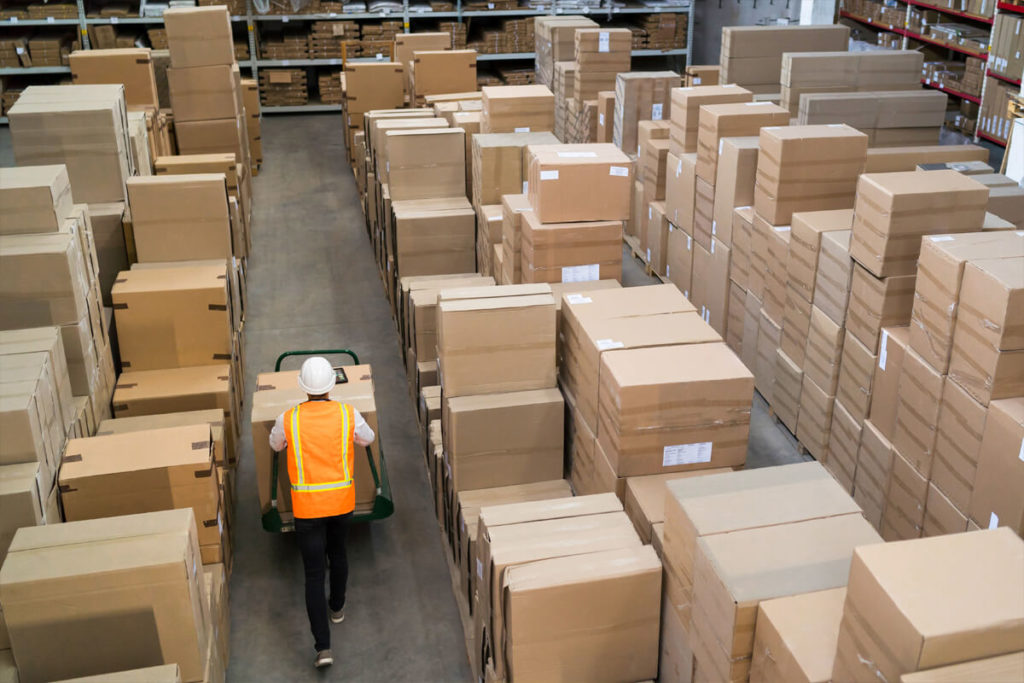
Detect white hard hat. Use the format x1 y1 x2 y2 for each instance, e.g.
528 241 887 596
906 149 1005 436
298 357 335 395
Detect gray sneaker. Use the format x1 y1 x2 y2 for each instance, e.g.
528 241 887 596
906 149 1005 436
315 650 333 668
330 606 345 624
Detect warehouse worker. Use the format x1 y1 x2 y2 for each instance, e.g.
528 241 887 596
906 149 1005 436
269 356 376 669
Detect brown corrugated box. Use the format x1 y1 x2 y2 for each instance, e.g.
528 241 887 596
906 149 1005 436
893 348 945 478
373 118 448 177
412 50 477 103
836 330 875 421
826 400 861 495
623 468 732 544
864 144 988 173
797 374 836 460
750 587 846 683
850 171 989 278
644 201 669 275
472 132 560 206
664 151 697 231
922 482 968 537
391 197 476 278
968 397 1024 534
691 237 731 335
501 194 532 285
666 223 694 298
900 652 1024 683
846 263 915 354
53 663 183 682
344 62 405 115
695 102 789 185
803 305 844 394
167 64 239 123
70 48 160 109
174 115 247 163
931 378 987 512
164 6 233 68
393 32 450 94
852 419 893 530
385 128 466 201
729 206 753 291
948 257 1024 405
693 177 714 251
406 277 493 362
881 448 928 541
96 409 229 468
526 143 633 222
772 348 803 434
597 342 753 477
741 289 761 371
780 285 813 366
125 174 231 263
669 85 753 156
755 309 782 403
833 528 1024 682
0 232 92 330
813 229 854 325
0 165 73 236
868 325 910 442
719 25 850 88
613 71 681 156
520 213 621 284
712 136 759 243
480 85 554 134
596 91 615 144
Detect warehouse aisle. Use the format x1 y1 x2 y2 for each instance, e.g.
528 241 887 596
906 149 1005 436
228 114 471 682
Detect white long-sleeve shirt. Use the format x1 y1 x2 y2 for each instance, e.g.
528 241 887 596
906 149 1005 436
269 404 376 452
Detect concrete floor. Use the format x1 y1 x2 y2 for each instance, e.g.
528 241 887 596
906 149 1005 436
0 114 805 682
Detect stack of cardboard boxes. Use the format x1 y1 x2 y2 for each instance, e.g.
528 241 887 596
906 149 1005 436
719 24 850 94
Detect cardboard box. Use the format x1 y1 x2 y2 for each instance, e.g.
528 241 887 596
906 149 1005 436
391 197 476 278
0 462 48 567
111 263 231 371
596 342 753 477
442 388 563 493
669 84 753 156
691 238 731 335
664 152 697 231
803 305 844 394
623 468 732 544
520 213 621 284
757 220 792 320
437 291 556 397
596 91 615 143
931 378 987 512
666 223 694 298
0 327 77 432
385 128 466 202
881 449 928 541
712 136 759 242
750 587 846 683
53 663 183 683
501 194 533 285
164 6 233 68
96 409 229 467
695 102 789 185
787 210 854 309
755 309 782 403
526 143 633 222
174 116 246 163
892 348 945 478
504 546 661 683
481 85 555 134
412 50 477 102
344 62 405 115
691 515 882 682
659 592 695 683
719 25 850 88
0 232 92 330
472 132 559 206
407 277 493 362
813 229 853 325
645 201 669 275
797 374 836 460
922 482 968 537
693 177 715 251
780 285 812 366
754 125 867 225
741 289 761 371
729 206 753 291
394 32 449 91
850 171 989 278
909 232 1024 374
868 325 910 442
847 264 915 354
901 653 1024 683
850 419 892 530
167 65 238 123
833 528 1024 682
773 348 803 434
9 84 132 204
613 71 681 156
968 397 1024 534
825 399 860 495
835 330 875 422
0 165 74 235
948 257 1024 405
70 48 159 108
0 509 207 683
373 118 449 177
126 175 231 263
864 144 989 173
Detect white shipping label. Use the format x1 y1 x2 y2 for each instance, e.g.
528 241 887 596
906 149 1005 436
663 441 713 467
565 294 592 304
599 112 605 125
540 170 559 180
477 558 484 579
718 139 725 154
522 180 528 193
687 235 692 250
515 126 531 133
596 338 624 350
878 329 890 370
599 31 610 52
929 235 955 242
704 308 710 323
646 248 651 261
711 239 715 254
15 47 24 54
1019 438 1024 463
609 166 629 177
562 263 600 283
666 265 670 277
712 220 717 236
989 512 1000 529
557 151 597 158
693 77 701 84
676 159 682 175
649 207 653 220
651 103 663 121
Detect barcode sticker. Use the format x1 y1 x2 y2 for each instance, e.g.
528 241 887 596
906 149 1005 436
651 103 663 120
1018 437 1024 463
599 31 610 52
515 126 530 132
879 329 890 370
609 166 629 177
540 170 559 180
282 59 291 66
557 151 597 158
704 308 710 323
522 180 528 193
562 263 600 283
676 158 682 175
596 338 624 350
15 47 24 54
566 294 592 304
376 53 384 60
666 265 670 277
711 220 716 236
663 441 712 467
599 112 605 125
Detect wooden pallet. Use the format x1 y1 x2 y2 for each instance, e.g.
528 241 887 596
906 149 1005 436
623 234 658 278
766 404 811 458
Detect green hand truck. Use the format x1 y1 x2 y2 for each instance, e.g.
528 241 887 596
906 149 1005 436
261 349 395 533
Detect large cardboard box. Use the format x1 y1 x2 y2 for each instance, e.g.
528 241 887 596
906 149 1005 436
406 277 493 362
661 462 861 628
0 462 49 569
846 264 915 354
836 330 876 421
520 214 621 284
931 378 987 512
412 50 477 103
868 326 910 442
623 468 732 544
572 28 631 101
864 144 989 173
853 419 894 529
665 152 697 231
813 229 854 325
472 132 559 206
797 374 836 460
881 449 928 541
437 291 556 397
96 409 229 467
394 32 450 93
596 343 753 477
968 398 1024 534
900 653 1024 683
0 165 73 236
719 25 850 89
669 85 753 156
0 327 76 435
691 515 881 682
690 238 731 335
53 663 182 682
695 102 789 184
909 231 1024 374
526 143 633 222
712 136 759 242
385 128 466 202
9 85 132 204
783 50 925 112
126 175 231 262
833 528 1024 682
0 509 207 683
755 309 782 402
174 116 247 163
780 285 813 366
391 197 476 278
827 400 861 495
922 482 968 537
442 388 563 493
750 588 846 683
613 72 681 156
501 194 533 285
0 232 92 330
344 62 405 115
893 348 945 478
754 125 867 225
948 257 1024 405
666 223 694 297
504 546 661 683
163 6 234 68
111 263 231 371
803 305 844 394
787 209 854 306
481 85 554 134
167 65 238 123
86 202 128 305
70 49 160 108
850 171 989 278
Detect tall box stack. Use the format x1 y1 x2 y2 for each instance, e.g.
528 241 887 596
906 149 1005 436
241 78 262 175
521 143 630 284
572 28 631 104
780 50 924 113
342 61 405 151
552 61 578 143
0 166 117 428
797 90 948 147
613 71 681 157
164 7 250 169
719 24 850 95
533 16 597 88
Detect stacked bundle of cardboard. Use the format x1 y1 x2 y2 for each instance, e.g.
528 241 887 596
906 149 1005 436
636 120 670 268
719 24 850 95
796 90 948 147
164 6 251 171
780 50 924 112
613 71 680 156
533 15 596 88
258 69 308 107
394 32 451 99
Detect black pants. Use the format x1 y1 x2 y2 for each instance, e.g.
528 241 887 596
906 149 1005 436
294 512 352 651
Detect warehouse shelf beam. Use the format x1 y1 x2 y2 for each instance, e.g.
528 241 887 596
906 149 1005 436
904 0 993 23
83 16 164 24
920 78 981 103
977 130 1008 146
263 103 343 112
0 66 72 74
0 18 80 26
987 68 1021 85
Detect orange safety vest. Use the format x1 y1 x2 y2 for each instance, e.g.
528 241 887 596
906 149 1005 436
283 400 356 519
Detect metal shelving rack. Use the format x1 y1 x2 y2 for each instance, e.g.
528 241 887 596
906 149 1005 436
0 0 691 116
839 0 1022 146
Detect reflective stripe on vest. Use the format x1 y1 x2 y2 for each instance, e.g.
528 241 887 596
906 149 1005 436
290 402 353 493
